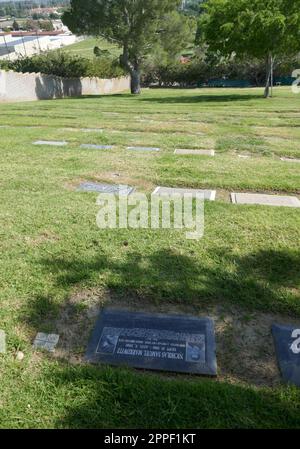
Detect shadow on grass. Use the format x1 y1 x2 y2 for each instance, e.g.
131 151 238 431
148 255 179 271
31 247 300 318
45 362 299 428
139 94 263 104
24 244 300 323
18 247 300 428
61 92 263 104
67 93 134 101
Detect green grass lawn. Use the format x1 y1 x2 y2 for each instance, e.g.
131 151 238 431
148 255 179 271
0 87 300 429
61 37 121 59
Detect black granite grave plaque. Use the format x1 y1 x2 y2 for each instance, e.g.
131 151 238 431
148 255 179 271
272 324 300 387
86 309 217 376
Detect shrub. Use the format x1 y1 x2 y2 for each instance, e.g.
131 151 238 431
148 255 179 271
85 57 125 79
0 51 126 79
142 59 210 87
141 54 300 88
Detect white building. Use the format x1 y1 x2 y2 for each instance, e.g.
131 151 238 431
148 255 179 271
0 32 78 60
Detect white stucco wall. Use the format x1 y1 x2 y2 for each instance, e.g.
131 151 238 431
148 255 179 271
0 69 130 102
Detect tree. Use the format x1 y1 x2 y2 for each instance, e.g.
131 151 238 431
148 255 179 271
12 20 20 31
39 20 54 32
25 20 39 32
62 0 194 94
199 0 300 97
50 13 60 20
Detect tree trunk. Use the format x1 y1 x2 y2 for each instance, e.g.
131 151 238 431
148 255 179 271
120 47 141 95
130 68 141 95
264 53 273 98
270 55 274 97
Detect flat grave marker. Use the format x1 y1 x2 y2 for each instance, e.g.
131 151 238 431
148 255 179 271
33 333 60 352
174 149 215 156
231 192 300 208
280 157 300 163
0 330 6 354
86 308 217 376
152 186 216 201
272 324 300 387
80 144 113 150
77 182 135 195
127 146 160 152
34 140 68 147
81 128 104 133
64 128 104 133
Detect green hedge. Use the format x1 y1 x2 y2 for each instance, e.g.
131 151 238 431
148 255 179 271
0 51 126 79
141 56 299 87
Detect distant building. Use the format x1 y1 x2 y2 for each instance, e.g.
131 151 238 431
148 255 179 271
0 31 78 60
30 8 59 16
51 20 68 32
0 20 13 31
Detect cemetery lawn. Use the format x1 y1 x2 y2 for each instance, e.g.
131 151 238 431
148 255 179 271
0 87 300 429
61 37 121 59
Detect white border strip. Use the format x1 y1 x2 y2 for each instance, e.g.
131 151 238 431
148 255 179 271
34 140 68 146
174 149 215 156
210 191 217 201
231 193 237 204
80 144 113 150
127 146 160 152
152 186 161 195
152 186 216 201
280 157 300 163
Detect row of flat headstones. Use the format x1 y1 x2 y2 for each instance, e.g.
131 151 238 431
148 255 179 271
33 141 215 154
3 319 297 386
34 141 160 151
32 143 300 206
77 184 300 208
32 141 300 163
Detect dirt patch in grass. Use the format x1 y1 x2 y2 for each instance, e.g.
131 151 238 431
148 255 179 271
53 288 107 364
215 189 231 203
64 178 87 191
91 172 155 192
64 173 154 193
51 288 300 388
24 230 60 246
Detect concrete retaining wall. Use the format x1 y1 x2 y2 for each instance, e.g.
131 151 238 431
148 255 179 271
0 69 130 101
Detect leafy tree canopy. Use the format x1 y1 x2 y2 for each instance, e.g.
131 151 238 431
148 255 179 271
199 0 300 96
63 0 195 94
